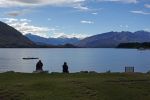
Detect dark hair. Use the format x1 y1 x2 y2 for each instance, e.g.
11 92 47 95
64 62 67 65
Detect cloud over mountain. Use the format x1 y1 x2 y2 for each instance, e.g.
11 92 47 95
0 18 89 39
0 18 51 37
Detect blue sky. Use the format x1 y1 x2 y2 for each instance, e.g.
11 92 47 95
0 0 150 38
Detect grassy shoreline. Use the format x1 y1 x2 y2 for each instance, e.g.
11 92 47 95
0 72 150 100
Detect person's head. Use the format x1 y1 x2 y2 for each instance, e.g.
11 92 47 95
39 60 41 62
64 62 67 65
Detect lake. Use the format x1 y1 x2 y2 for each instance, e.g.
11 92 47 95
0 48 150 73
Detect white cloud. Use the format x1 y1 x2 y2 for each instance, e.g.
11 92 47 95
80 20 94 24
20 19 31 22
97 0 138 3
0 0 86 9
119 25 129 28
0 17 88 38
0 18 52 38
0 0 139 8
92 12 98 15
145 4 150 8
73 4 89 11
130 10 150 15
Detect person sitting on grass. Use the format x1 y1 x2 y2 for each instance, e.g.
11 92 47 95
36 60 43 71
62 62 69 73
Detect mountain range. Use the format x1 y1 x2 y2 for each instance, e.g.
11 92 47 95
26 31 150 48
75 31 150 48
25 33 80 45
1 20 150 48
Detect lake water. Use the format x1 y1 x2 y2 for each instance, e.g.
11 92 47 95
0 48 150 73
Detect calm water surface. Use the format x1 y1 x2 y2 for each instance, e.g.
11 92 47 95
0 48 150 73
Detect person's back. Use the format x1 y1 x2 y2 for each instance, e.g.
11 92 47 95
62 62 69 73
36 60 43 71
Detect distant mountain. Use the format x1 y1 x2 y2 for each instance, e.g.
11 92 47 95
25 33 80 45
0 21 36 48
76 31 150 48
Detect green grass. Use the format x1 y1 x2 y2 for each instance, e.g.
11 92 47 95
0 72 150 100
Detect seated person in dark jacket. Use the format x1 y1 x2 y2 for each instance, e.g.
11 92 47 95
36 60 43 71
62 62 69 73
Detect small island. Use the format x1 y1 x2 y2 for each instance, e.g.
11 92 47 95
117 42 150 49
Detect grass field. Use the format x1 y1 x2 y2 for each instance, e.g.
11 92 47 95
0 72 150 100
